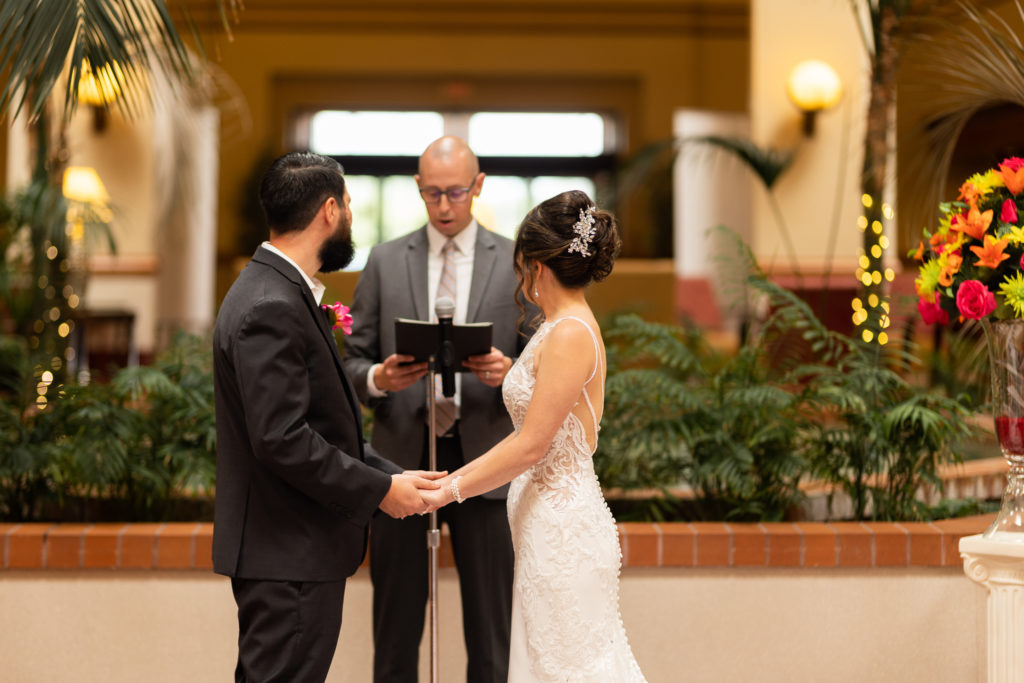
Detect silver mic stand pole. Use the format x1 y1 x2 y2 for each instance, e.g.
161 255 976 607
425 355 440 683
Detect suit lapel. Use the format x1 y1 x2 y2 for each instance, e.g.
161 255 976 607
406 228 430 320
467 227 499 322
303 282 367 446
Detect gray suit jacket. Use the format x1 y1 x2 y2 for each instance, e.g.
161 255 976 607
342 226 536 499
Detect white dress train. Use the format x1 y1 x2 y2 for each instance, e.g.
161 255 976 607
503 316 647 682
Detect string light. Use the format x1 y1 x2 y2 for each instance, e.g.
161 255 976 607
855 194 893 347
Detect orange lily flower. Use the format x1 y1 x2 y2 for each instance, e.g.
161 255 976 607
958 181 981 205
937 252 963 286
1001 163 1024 196
913 241 925 261
954 206 993 241
970 234 1011 269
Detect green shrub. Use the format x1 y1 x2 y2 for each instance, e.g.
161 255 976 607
0 332 215 521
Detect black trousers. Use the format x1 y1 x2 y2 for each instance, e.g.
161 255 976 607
370 432 514 682
231 577 346 683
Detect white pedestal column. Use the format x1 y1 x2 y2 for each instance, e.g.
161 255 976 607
961 535 1024 683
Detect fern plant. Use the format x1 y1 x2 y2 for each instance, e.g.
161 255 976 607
598 313 810 522
597 271 975 523
749 277 974 521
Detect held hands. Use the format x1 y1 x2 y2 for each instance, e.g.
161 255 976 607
379 470 447 519
375 353 428 393
420 475 458 513
463 347 512 388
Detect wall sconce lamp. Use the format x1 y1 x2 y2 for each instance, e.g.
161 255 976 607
76 60 124 133
786 59 842 136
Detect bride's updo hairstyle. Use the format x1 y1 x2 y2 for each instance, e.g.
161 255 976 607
513 190 621 309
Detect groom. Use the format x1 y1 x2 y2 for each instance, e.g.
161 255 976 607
213 151 442 682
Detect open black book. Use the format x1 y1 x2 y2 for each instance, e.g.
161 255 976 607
394 318 493 370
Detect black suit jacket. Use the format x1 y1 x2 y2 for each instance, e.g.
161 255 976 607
212 246 401 582
342 225 536 499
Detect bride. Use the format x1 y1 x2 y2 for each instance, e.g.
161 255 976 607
422 190 647 682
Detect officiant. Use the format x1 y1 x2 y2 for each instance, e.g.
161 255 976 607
342 135 538 682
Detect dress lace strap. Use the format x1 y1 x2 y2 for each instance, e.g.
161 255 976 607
549 316 602 434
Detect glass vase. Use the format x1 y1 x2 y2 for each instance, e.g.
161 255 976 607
982 318 1024 541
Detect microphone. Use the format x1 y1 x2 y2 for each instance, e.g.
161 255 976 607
435 296 456 397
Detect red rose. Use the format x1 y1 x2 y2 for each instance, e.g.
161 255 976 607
918 293 949 325
1002 198 1019 224
955 279 997 320
1002 157 1024 172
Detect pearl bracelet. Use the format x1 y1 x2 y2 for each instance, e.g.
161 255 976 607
450 476 465 504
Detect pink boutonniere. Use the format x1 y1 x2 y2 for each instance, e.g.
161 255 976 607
322 301 353 335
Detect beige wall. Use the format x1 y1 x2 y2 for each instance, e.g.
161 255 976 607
749 0 868 276
0 566 984 682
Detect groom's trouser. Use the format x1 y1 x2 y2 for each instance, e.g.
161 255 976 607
370 431 514 683
232 577 346 683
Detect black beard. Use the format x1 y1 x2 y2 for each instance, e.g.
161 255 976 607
318 226 355 273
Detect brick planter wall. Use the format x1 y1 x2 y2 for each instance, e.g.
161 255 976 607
0 514 992 571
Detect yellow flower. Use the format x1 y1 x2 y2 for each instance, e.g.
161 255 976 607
1001 272 1024 317
915 259 943 299
971 169 1006 198
1005 224 1024 245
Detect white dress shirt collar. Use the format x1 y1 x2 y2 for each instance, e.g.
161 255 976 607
260 242 326 304
426 220 478 257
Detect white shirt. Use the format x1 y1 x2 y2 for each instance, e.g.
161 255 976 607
366 221 480 411
261 242 326 303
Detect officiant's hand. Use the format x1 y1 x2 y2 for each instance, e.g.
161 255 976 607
463 347 511 387
375 353 428 392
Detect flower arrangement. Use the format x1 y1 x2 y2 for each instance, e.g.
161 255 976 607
914 157 1024 324
322 301 353 335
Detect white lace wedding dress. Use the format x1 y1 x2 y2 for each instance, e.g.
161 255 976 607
503 316 647 682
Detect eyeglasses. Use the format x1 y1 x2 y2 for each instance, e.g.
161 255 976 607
418 184 474 204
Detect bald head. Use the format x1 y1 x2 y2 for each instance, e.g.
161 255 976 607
416 136 485 237
419 135 480 177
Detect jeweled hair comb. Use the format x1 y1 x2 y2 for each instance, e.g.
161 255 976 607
568 206 597 257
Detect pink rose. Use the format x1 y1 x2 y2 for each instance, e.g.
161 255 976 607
1003 198 1019 224
322 301 353 335
1002 157 1024 172
918 293 949 325
955 280 997 320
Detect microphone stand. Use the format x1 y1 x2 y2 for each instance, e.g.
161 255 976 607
425 354 441 683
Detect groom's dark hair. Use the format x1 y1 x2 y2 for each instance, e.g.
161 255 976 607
259 152 346 235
